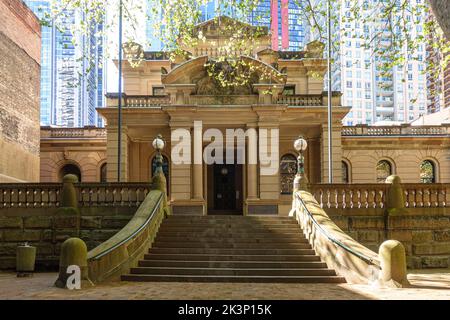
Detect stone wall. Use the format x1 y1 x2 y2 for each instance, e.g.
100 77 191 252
1 205 448 270
342 135 450 184
327 207 450 269
0 0 41 182
0 0 41 63
0 206 138 269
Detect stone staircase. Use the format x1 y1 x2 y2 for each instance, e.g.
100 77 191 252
121 215 346 283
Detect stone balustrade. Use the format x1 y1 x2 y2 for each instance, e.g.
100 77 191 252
124 95 170 108
310 184 388 209
309 183 450 209
293 191 381 284
403 184 450 208
2 182 448 210
40 126 106 139
277 94 323 106
87 190 166 283
0 183 151 208
77 183 152 207
0 183 61 208
342 124 450 136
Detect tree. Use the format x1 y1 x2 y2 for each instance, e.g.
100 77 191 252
429 0 450 39
40 0 449 91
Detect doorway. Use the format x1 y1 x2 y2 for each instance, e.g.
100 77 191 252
208 163 243 215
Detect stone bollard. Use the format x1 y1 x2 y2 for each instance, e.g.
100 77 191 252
378 240 410 288
385 175 407 215
55 238 93 289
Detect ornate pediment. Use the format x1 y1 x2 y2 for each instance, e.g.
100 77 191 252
193 59 258 95
162 56 286 92
192 16 268 39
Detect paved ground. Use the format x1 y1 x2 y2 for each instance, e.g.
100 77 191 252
0 270 449 300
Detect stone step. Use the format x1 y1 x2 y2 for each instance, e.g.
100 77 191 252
124 215 345 284
156 230 304 237
163 219 298 226
138 260 328 269
121 274 346 283
166 215 293 220
149 247 317 255
129 267 337 277
143 254 322 262
154 236 310 244
161 221 298 226
158 226 301 233
151 241 312 249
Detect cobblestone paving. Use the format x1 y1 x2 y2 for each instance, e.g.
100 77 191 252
0 270 449 300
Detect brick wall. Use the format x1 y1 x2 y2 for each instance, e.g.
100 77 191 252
327 207 450 269
0 0 41 182
0 207 138 269
0 0 41 63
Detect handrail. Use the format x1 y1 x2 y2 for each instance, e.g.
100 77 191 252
295 192 380 268
89 192 163 261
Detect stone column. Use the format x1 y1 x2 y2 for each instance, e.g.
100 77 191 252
169 121 192 201
246 124 258 199
128 141 141 182
192 121 203 200
258 124 279 200
106 125 129 182
321 122 343 183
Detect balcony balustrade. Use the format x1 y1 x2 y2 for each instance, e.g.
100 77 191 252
0 183 151 208
342 124 450 136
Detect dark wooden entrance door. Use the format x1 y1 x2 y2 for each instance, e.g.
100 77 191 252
211 164 242 214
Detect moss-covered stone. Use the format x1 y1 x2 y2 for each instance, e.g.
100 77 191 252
385 175 408 216
16 245 36 273
54 238 93 289
61 174 78 208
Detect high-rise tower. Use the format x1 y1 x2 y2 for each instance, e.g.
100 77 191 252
24 0 106 127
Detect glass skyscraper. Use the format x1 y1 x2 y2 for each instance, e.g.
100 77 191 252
24 0 106 127
143 1 308 51
247 0 308 51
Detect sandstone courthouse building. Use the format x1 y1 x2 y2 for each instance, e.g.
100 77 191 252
38 17 450 216
1 12 450 275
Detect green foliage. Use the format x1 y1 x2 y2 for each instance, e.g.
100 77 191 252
39 0 449 94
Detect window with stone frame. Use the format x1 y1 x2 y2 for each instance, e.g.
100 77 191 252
152 86 165 96
100 163 107 182
376 160 392 183
280 154 297 194
420 160 436 183
282 85 295 95
342 161 350 183
59 164 82 182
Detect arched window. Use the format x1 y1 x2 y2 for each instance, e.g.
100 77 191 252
376 160 392 183
100 163 107 183
342 161 350 184
420 160 436 183
280 154 297 194
59 164 81 182
151 155 170 193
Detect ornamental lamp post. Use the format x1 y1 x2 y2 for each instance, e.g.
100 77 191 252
152 134 165 174
293 136 309 192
